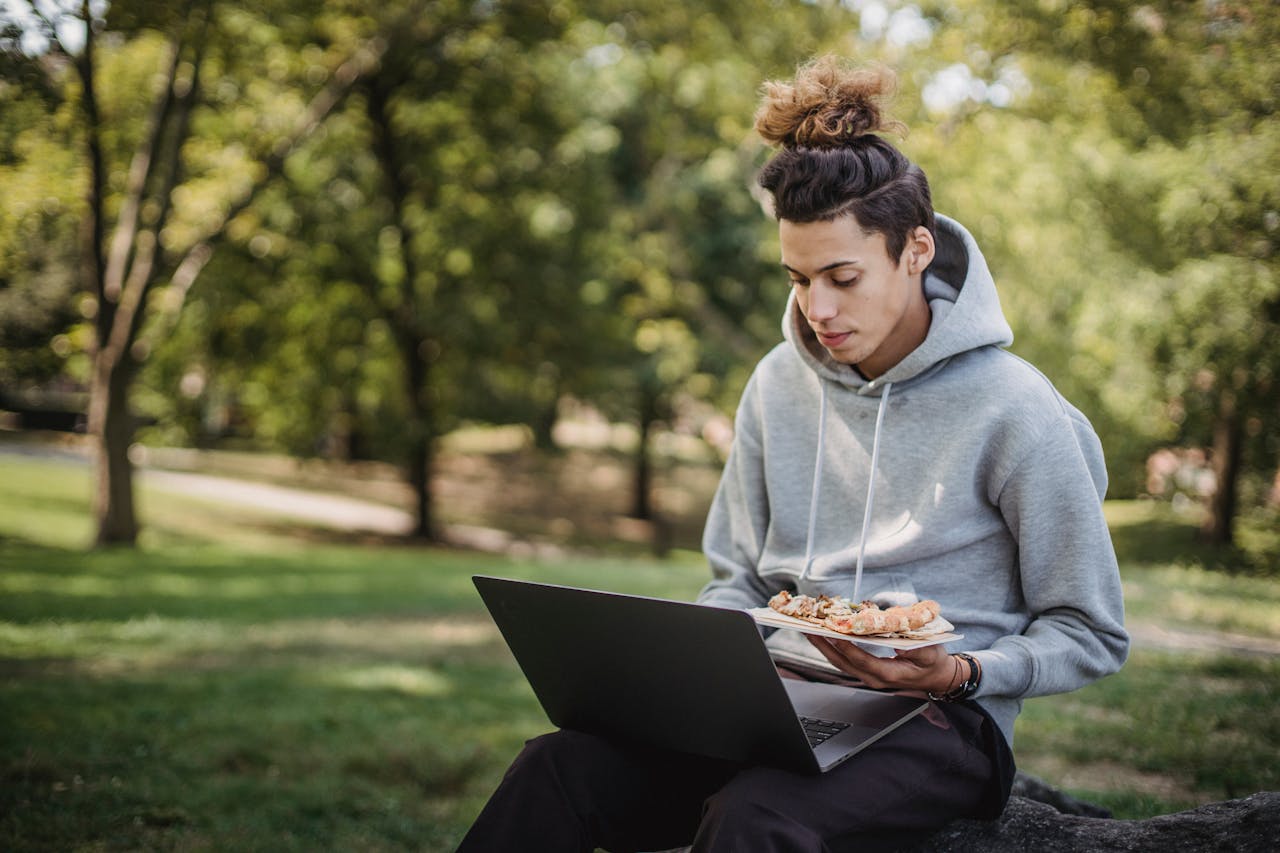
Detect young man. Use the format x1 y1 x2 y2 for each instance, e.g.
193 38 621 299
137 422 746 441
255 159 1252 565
459 55 1128 853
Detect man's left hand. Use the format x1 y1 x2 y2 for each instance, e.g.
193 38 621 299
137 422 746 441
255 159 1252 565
805 635 959 695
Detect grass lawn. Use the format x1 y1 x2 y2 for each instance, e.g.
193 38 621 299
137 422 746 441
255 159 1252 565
1 449 1277 851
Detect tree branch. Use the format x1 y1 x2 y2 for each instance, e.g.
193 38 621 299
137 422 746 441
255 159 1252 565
150 33 390 340
101 10 190 305
69 0 108 349
115 2 211 356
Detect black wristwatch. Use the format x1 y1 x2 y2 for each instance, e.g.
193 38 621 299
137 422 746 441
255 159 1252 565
928 652 981 701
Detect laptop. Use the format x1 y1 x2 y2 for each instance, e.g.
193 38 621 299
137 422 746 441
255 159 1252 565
473 575 927 774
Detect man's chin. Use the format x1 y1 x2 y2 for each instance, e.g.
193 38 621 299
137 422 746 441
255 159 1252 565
822 346 862 366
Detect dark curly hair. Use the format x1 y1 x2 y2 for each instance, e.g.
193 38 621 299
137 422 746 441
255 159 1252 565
754 56 935 263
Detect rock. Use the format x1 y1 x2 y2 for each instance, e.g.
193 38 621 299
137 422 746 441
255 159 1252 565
1010 771 1112 818
909 790 1280 853
651 778 1277 853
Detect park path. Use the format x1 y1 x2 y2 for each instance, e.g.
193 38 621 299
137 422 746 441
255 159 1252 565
2 440 411 533
4 441 1277 658
141 466 543 554
1124 621 1280 658
1 439 559 554
142 467 414 535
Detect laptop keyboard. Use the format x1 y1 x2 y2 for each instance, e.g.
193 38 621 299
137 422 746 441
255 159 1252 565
799 715 850 747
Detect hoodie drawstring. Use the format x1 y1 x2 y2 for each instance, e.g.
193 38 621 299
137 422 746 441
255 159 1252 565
800 380 894 604
800 382 829 581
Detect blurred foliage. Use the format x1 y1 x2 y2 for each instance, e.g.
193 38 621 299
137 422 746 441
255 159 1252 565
975 0 1280 529
0 31 82 387
0 0 1276 542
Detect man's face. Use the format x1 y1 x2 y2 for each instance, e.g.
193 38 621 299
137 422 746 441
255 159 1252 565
779 215 932 379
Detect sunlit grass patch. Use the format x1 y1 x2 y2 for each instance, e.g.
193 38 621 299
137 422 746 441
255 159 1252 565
1121 565 1280 639
315 664 455 697
0 454 96 547
0 613 505 682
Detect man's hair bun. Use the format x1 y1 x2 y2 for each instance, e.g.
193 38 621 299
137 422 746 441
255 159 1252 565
754 55 906 149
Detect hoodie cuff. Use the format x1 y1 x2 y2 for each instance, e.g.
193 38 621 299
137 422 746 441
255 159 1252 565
970 641 1035 700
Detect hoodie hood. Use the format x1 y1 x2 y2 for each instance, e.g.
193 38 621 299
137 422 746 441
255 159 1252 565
782 214 1014 394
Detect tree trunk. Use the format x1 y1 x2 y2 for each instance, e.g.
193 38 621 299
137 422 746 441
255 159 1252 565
631 386 658 521
74 4 138 546
392 313 435 542
1201 389 1241 546
399 325 434 540
366 72 437 542
406 423 433 540
87 350 139 545
532 391 560 452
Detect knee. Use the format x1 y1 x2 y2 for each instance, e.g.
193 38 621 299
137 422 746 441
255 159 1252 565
512 729 628 795
700 787 813 844
518 729 607 769
701 785 772 830
698 781 824 852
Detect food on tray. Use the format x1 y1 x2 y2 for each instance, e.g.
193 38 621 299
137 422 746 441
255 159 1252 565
766 590 948 638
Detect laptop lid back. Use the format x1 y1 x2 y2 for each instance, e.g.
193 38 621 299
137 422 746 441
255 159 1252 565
473 575 821 773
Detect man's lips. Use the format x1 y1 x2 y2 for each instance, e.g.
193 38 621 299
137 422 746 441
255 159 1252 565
815 330 852 347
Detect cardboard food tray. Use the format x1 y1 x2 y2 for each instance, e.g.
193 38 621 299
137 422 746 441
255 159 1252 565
748 607 963 650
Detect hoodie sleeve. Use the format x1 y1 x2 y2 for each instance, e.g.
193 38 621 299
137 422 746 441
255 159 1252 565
696 373 777 611
972 407 1131 700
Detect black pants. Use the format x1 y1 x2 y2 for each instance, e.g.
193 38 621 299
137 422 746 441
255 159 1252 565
458 700 1013 853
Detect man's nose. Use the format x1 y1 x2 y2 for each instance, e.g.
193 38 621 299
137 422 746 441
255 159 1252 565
807 282 839 321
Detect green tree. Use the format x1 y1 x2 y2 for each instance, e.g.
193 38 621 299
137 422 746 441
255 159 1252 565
10 0 386 545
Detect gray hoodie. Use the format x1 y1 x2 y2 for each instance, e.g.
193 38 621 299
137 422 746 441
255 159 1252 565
696 214 1130 746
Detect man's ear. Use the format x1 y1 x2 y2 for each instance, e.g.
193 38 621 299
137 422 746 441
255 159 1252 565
905 226 936 274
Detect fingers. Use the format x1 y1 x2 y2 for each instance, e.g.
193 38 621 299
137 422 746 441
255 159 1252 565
805 635 849 671
806 634 866 666
893 645 944 666
806 635 890 686
806 635 950 691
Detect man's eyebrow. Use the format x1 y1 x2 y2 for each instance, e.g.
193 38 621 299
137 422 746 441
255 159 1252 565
780 260 861 274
